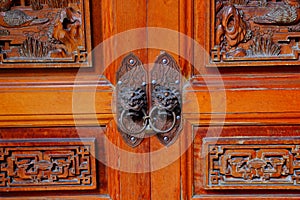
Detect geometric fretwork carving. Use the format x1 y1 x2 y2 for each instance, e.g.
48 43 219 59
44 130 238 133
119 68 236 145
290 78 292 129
206 0 300 67
0 0 92 68
204 137 300 189
0 138 96 191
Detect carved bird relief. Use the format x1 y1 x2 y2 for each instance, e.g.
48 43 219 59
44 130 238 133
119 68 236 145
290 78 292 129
0 10 48 28
254 0 300 25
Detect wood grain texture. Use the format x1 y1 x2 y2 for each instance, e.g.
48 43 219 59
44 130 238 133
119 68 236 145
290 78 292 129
148 0 182 200
102 0 148 85
0 76 113 127
102 1 151 200
0 0 300 199
179 0 194 78
183 74 300 125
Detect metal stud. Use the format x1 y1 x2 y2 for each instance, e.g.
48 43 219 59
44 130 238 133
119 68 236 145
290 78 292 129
176 116 181 120
162 58 168 65
175 80 180 84
130 136 136 142
152 80 157 84
129 59 135 65
117 81 122 85
163 136 169 142
142 82 147 86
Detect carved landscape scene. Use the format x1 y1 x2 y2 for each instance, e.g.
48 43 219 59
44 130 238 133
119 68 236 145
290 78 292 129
0 0 91 68
209 0 300 66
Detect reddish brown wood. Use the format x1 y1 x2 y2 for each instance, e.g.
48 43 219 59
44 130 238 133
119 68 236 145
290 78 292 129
0 76 113 127
204 0 300 67
0 127 110 198
0 0 92 68
188 126 300 199
147 1 183 199
204 137 300 190
183 74 300 125
0 138 96 191
102 1 151 200
0 0 300 199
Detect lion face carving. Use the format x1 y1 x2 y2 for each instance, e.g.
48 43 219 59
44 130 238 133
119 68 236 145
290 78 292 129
119 87 147 111
152 85 180 111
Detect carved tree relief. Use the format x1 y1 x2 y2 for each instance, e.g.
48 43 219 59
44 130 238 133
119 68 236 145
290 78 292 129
208 0 300 67
0 0 91 68
204 137 300 189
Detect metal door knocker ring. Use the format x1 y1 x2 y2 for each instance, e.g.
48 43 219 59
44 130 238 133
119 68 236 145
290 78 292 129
119 109 148 135
119 107 177 135
148 106 177 134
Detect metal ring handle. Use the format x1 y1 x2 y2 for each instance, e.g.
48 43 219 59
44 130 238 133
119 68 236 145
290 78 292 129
148 106 177 134
119 109 148 135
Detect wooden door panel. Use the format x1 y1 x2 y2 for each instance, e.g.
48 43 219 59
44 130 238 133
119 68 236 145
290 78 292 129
183 74 300 199
0 127 110 199
205 0 300 67
0 0 92 68
204 137 300 190
183 75 300 125
189 126 300 199
0 0 300 199
0 0 151 198
0 138 97 191
101 0 151 200
0 76 113 127
147 0 190 199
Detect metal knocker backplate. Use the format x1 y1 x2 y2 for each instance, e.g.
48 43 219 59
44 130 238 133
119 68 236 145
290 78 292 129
116 54 147 147
150 53 182 146
116 52 182 147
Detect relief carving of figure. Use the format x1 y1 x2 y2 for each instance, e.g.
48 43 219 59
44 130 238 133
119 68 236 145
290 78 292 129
51 6 83 56
0 0 12 12
0 0 91 67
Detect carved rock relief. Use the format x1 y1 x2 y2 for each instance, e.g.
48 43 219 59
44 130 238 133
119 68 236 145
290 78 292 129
211 0 300 66
0 0 91 68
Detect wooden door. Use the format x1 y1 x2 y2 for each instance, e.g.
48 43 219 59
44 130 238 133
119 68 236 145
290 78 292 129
1 0 300 200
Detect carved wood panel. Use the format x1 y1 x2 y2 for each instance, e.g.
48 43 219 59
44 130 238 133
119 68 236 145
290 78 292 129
0 138 96 191
204 137 300 189
0 0 91 68
206 0 300 67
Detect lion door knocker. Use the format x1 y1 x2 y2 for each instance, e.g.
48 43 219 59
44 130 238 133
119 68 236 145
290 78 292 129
116 52 182 147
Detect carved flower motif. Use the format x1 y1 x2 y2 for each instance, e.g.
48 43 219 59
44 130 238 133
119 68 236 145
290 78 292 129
216 5 249 48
